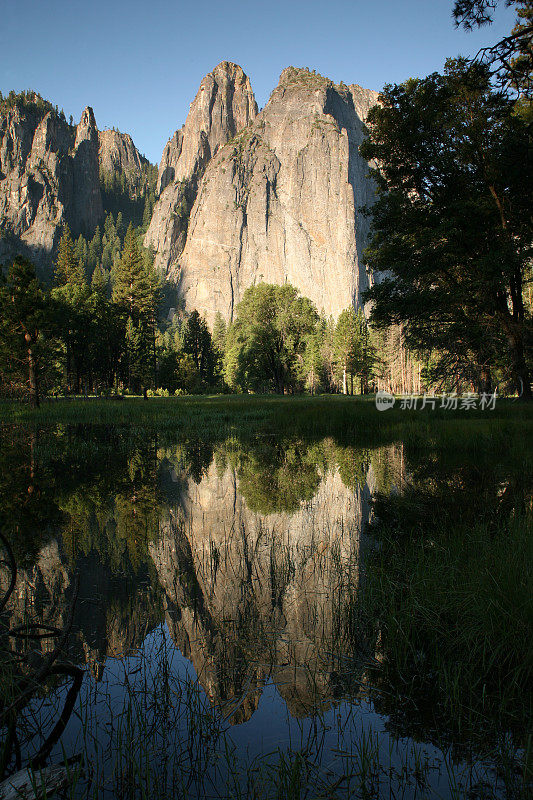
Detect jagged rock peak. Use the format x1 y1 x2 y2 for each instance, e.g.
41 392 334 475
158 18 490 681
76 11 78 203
75 106 98 145
144 61 257 272
0 99 103 267
72 106 103 234
98 128 147 174
155 60 257 194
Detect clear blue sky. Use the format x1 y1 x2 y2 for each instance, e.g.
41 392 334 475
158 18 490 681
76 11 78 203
0 0 516 165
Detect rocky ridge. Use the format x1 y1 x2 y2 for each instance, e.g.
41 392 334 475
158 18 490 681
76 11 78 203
0 99 103 266
1 65 379 319
0 94 151 269
144 61 258 274
98 128 147 176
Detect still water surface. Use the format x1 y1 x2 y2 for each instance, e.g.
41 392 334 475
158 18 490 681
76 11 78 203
0 426 526 798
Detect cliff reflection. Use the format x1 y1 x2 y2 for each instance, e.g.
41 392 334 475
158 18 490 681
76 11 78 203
152 443 375 722
0 427 394 725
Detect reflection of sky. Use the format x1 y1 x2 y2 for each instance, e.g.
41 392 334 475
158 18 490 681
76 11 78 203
32 625 496 800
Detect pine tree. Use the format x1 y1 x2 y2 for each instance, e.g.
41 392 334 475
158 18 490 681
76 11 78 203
112 224 160 393
91 263 108 296
104 213 116 242
74 235 88 272
55 225 86 287
182 310 216 386
88 226 102 271
116 211 124 242
142 195 152 232
113 225 158 316
0 258 50 406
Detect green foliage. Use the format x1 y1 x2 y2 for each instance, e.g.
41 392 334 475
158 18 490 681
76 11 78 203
181 310 216 387
334 307 360 394
453 1 533 97
224 283 319 393
361 59 533 397
227 438 323 513
99 162 157 233
113 225 159 315
0 89 56 119
0 258 58 405
54 224 86 287
112 225 161 392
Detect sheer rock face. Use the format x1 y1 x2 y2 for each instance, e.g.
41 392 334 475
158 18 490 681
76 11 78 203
72 107 103 234
98 128 147 175
144 61 258 273
172 68 379 325
0 104 103 266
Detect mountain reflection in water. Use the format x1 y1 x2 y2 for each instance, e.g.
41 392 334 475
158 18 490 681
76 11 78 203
2 432 389 719
1 425 526 799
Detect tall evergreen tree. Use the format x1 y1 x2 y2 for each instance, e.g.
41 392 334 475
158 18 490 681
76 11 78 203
0 258 50 406
212 312 227 354
88 226 102 271
113 224 160 393
55 224 86 287
52 225 94 392
182 310 216 386
361 59 533 398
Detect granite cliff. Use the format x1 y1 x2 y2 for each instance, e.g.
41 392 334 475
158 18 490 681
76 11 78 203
144 61 258 274
0 93 149 269
148 65 379 324
0 98 103 266
1 65 379 319
98 128 147 176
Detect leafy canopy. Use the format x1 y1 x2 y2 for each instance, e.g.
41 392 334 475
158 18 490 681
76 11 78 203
361 59 532 395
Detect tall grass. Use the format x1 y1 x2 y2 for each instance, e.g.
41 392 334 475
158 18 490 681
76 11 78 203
360 505 533 796
1 395 531 452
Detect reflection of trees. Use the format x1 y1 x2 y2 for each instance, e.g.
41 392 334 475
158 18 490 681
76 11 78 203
226 439 324 514
56 432 163 574
0 424 399 737
0 428 62 563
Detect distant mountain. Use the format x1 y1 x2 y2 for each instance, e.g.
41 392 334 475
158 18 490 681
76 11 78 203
1 66 380 318
0 91 154 271
0 92 102 268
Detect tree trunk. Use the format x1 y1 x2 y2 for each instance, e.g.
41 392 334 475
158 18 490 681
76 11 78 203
25 334 39 408
499 314 532 400
343 365 347 395
479 365 493 395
